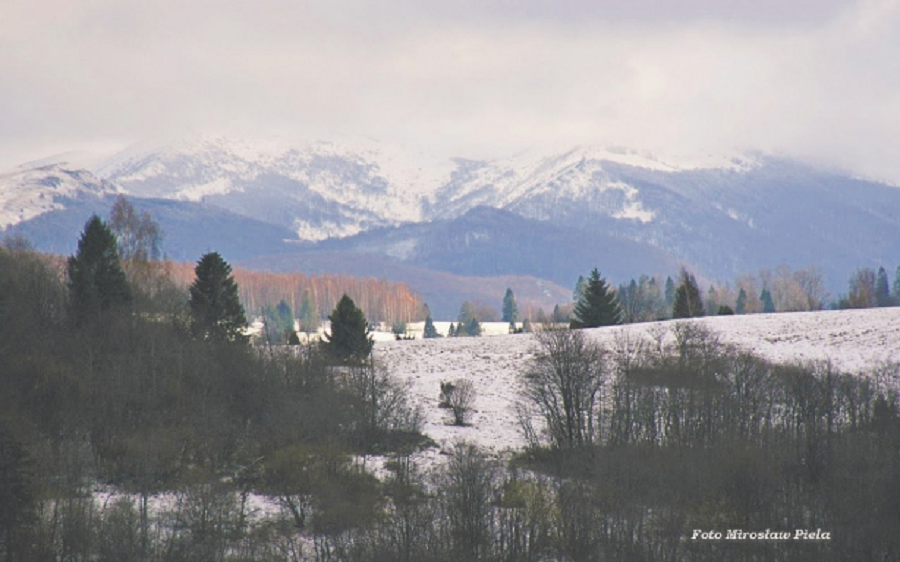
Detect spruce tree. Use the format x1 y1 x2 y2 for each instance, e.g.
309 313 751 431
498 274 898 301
875 266 892 307
735 288 748 314
298 289 319 336
67 215 132 324
324 294 373 361
894 266 900 303
672 268 704 319
424 315 440 338
760 288 776 313
189 252 248 343
664 276 676 309
464 317 482 337
502 288 518 323
571 268 622 328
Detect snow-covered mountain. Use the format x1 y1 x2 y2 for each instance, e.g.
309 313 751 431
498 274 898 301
94 135 452 240
4 134 900 297
0 164 117 229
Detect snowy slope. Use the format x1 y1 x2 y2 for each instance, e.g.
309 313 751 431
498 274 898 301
375 308 900 459
96 134 454 240
0 164 117 229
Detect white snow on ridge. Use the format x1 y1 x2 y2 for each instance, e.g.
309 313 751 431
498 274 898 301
0 165 115 228
374 308 900 460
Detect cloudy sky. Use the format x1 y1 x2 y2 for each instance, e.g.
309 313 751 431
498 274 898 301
1 0 898 180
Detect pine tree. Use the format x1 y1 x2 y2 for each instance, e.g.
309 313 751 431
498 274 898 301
324 294 373 361
189 252 248 343
67 215 132 324
672 268 704 319
735 288 748 314
760 288 775 313
502 288 518 323
875 266 892 307
424 315 440 338
571 268 622 328
448 323 457 337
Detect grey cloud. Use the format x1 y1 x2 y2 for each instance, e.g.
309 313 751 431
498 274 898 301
0 0 898 183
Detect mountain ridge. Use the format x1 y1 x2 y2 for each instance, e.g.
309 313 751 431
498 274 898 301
3 136 899 302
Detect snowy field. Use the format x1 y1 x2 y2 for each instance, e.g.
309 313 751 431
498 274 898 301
375 308 900 461
95 308 900 521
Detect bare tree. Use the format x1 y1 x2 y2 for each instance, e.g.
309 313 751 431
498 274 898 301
522 328 607 449
441 379 477 426
441 442 496 562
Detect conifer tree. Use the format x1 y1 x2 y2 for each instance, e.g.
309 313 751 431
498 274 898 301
464 317 482 337
664 276 676 309
760 288 776 313
571 268 622 328
502 288 519 323
189 252 248 343
876 266 892 307
672 268 704 319
324 294 373 361
67 215 132 324
424 315 440 338
448 323 457 337
573 275 587 304
298 288 319 336
893 266 900 303
735 288 748 314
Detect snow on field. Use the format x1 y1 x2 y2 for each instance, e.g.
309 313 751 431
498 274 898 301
374 308 900 461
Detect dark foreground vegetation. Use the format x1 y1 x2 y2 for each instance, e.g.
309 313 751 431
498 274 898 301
2 226 900 561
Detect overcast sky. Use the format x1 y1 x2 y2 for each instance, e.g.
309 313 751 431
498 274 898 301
1 0 898 181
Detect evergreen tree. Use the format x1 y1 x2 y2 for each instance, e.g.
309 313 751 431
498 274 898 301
735 288 748 314
464 317 482 337
571 268 622 328
718 305 735 315
189 252 248 343
502 288 519 323
298 288 319 336
67 215 132 324
664 276 676 308
760 288 776 313
875 266 892 306
573 275 587 304
457 300 479 327
262 299 294 344
672 268 704 319
894 266 900 302
448 323 457 337
424 315 440 338
324 294 374 361
552 304 568 323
